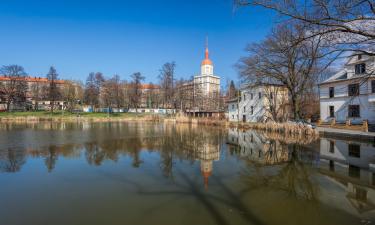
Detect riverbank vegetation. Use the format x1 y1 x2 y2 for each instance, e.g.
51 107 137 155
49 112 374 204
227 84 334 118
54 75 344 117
0 111 163 122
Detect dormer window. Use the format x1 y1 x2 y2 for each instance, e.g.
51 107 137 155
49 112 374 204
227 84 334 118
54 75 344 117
355 63 366 74
358 54 362 60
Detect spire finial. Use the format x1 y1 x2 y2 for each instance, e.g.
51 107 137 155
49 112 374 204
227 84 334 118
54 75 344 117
205 36 209 59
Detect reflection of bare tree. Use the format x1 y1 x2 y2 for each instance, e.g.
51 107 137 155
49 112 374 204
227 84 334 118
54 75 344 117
132 169 265 225
239 145 319 201
45 146 58 172
85 143 106 166
1 123 225 173
0 148 26 173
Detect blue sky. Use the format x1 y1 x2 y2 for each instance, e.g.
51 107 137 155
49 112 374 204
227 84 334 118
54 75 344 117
0 0 275 87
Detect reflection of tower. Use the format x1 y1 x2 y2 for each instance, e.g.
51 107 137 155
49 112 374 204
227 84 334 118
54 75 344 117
197 142 220 189
201 160 213 190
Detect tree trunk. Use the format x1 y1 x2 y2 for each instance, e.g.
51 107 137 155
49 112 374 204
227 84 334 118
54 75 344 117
291 94 299 120
6 100 11 112
51 101 54 113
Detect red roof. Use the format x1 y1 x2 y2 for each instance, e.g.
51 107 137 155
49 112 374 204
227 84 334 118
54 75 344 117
0 76 65 84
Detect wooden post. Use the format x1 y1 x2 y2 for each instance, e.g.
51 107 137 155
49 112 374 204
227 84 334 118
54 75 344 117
330 118 336 126
363 120 369 132
346 119 351 127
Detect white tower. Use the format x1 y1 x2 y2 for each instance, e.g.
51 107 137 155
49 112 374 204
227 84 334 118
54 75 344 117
200 39 214 76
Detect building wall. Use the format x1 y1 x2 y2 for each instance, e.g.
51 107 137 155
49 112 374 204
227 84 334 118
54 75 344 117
320 94 375 124
193 75 220 96
229 85 288 122
319 54 375 124
228 102 238 122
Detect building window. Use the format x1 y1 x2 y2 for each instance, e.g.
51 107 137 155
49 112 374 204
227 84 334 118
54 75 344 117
348 83 359 96
355 63 366 74
270 92 273 99
232 115 234 119
251 106 254 115
358 54 362 60
232 104 235 110
243 94 246 101
250 93 253 100
329 160 335 172
349 165 360 178
329 106 334 118
329 87 334 98
243 106 246 112
372 80 375 93
329 140 335 153
258 92 262 99
348 105 360 117
349 144 360 158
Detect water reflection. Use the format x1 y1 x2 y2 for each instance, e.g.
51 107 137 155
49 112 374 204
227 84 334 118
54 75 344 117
0 122 375 225
0 123 224 179
319 138 375 215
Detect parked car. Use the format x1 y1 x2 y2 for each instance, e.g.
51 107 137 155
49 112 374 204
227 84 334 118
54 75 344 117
288 119 316 129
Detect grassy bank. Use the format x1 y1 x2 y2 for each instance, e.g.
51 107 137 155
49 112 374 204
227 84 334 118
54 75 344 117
0 111 162 122
0 112 319 137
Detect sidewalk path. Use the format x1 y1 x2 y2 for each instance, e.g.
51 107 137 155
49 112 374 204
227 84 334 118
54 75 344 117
317 126 375 142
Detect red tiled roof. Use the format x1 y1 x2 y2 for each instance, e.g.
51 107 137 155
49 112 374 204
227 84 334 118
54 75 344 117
0 76 65 84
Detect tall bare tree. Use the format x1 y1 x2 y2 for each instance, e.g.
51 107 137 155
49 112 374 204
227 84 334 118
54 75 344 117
159 62 176 108
100 75 125 111
129 72 145 111
235 0 375 56
31 81 42 111
84 72 105 111
46 66 61 112
238 23 326 119
0 65 28 111
62 80 83 112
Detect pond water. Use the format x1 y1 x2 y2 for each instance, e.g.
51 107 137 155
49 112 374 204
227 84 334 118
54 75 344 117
0 122 375 225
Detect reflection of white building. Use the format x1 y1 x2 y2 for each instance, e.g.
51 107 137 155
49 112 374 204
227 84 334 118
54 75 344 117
320 138 375 182
226 128 290 165
319 137 375 215
319 54 375 124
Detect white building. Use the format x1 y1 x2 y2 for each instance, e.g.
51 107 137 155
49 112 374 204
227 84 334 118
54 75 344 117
319 54 375 125
193 43 220 96
227 84 289 122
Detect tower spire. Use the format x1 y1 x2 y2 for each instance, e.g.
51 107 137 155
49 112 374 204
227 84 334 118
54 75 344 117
205 36 209 59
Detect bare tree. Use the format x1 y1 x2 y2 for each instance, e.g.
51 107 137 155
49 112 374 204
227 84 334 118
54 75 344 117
129 72 145 111
0 65 28 111
100 75 125 111
46 66 61 112
238 23 326 119
31 81 42 111
62 80 83 112
109 74 125 109
235 0 375 56
262 85 289 122
159 62 176 108
84 72 105 111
